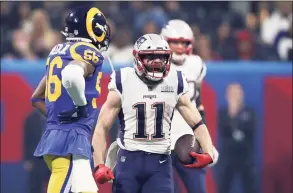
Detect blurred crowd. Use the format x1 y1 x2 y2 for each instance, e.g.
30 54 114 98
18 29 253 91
1 1 292 63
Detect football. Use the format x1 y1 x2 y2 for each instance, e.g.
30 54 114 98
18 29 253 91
174 134 201 164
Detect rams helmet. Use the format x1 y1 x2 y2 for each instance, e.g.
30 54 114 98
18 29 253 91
62 7 111 52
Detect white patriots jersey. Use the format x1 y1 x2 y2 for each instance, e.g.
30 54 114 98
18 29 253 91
170 55 207 150
108 67 188 155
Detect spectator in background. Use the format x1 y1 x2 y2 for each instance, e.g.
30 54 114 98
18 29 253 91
43 2 68 30
235 29 255 60
245 13 259 38
142 20 160 34
130 1 168 38
12 26 37 60
164 1 187 21
18 2 32 33
261 1 292 46
0 1 289 62
190 23 202 39
212 22 237 60
257 2 270 25
106 25 134 65
274 25 292 61
197 35 223 61
105 2 132 27
11 9 61 59
30 9 61 58
235 29 267 60
9 2 35 59
1 2 18 58
23 110 49 193
217 83 257 193
196 35 212 60
245 11 279 61
0 2 18 31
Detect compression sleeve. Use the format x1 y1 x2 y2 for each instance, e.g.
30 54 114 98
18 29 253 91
61 64 87 106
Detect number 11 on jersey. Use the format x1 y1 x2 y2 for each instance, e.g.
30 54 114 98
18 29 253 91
133 102 165 140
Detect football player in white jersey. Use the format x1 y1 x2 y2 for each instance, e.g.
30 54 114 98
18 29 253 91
161 19 219 193
91 34 215 193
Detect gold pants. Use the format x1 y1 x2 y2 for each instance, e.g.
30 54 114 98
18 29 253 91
44 155 97 193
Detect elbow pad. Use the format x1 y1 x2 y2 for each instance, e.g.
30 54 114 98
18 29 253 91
61 64 87 106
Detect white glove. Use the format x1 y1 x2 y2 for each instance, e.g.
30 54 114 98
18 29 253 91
208 146 219 167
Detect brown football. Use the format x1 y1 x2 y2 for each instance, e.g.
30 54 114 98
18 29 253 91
174 134 201 164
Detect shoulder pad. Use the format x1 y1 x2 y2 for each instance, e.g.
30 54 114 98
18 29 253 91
69 42 104 66
120 67 134 74
186 55 204 65
186 55 206 83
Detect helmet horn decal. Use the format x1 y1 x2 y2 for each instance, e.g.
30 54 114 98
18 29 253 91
86 7 106 43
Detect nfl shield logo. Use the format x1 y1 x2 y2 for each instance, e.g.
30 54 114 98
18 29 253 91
121 156 126 162
136 37 147 48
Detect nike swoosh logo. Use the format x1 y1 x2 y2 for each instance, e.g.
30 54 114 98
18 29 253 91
159 160 167 164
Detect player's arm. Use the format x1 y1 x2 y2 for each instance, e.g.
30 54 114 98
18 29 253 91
92 90 121 184
92 90 121 166
195 85 206 123
57 59 97 123
61 60 94 106
61 42 102 107
195 58 207 122
195 84 220 167
58 42 105 123
176 93 213 157
31 75 47 116
176 70 213 159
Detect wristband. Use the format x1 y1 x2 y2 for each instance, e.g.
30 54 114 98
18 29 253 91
191 119 204 131
31 97 45 103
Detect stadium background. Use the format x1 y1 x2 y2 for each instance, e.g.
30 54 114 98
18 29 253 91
1 1 292 193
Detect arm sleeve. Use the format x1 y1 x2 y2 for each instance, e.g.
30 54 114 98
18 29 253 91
61 64 87 106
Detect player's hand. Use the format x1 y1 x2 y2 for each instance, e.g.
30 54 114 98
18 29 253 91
93 164 115 184
184 152 213 168
208 146 219 167
57 104 89 124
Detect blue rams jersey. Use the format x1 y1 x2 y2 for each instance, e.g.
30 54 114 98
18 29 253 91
45 41 104 136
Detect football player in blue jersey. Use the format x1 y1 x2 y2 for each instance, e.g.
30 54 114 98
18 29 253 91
31 7 111 193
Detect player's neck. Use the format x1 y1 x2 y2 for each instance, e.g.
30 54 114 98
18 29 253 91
172 60 185 66
135 71 162 90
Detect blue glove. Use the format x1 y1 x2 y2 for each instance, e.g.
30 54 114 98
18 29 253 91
57 104 89 124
